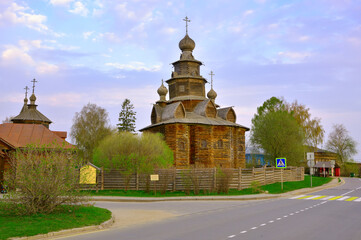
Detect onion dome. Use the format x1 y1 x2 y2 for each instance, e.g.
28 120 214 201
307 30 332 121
179 34 195 52
207 88 217 101
157 79 168 101
29 93 37 104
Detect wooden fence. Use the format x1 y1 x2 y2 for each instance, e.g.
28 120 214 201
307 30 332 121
82 167 304 191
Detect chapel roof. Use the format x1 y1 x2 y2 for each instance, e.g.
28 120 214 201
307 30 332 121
0 123 74 149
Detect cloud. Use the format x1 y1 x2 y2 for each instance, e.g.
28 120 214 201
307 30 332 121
83 31 94 39
105 61 162 72
1 41 59 75
277 51 311 63
0 2 48 32
243 10 254 17
69 1 88 16
49 0 74 6
116 3 136 20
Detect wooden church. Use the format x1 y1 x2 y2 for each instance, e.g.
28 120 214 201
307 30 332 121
140 18 249 168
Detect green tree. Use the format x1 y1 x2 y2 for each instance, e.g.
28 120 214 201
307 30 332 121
4 144 87 215
251 107 304 166
70 103 112 161
285 100 325 149
326 124 357 163
117 99 136 132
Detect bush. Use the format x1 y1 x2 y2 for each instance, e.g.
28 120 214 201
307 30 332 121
4 145 88 215
216 168 233 194
93 132 174 191
250 181 263 193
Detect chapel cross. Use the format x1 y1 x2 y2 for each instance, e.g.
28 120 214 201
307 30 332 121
209 71 215 88
31 78 37 94
183 16 191 34
24 86 29 98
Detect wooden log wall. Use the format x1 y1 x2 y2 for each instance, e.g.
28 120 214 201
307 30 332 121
81 167 304 191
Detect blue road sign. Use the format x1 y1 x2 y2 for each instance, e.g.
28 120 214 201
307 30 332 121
276 158 287 168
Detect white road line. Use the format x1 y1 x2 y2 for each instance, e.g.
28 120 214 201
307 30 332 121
240 231 247 234
337 196 350 201
260 223 266 226
321 196 335 200
283 215 288 218
300 209 304 211
269 220 274 223
341 190 354 196
290 195 306 199
295 211 299 213
321 201 327 204
289 213 294 215
306 195 321 199
353 197 361 202
228 235 236 238
277 218 282 220
251 227 257 230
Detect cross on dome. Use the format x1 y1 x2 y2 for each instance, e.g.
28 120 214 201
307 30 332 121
31 78 37 94
24 86 29 99
209 71 215 88
183 16 191 34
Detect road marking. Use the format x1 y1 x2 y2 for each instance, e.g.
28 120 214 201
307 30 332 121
251 227 257 230
345 197 358 201
290 195 306 199
228 235 236 238
354 198 361 202
240 231 247 234
260 223 266 226
295 211 299 213
328 196 343 200
337 196 350 201
277 218 282 220
283 215 288 218
341 190 354 196
297 195 315 199
321 196 335 200
306 195 321 199
312 195 327 200
289 213 294 215
269 220 274 223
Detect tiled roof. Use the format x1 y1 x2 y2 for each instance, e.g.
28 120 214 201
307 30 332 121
0 123 74 149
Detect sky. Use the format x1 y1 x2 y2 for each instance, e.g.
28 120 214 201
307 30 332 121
0 0 360 161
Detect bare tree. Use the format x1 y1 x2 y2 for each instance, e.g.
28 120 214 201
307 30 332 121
70 103 112 161
326 124 357 163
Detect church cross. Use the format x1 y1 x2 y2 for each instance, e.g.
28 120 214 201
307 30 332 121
31 78 37 94
209 71 215 88
24 86 29 98
183 16 191 34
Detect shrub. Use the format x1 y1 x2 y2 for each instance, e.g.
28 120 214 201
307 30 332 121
4 144 88 215
250 181 263 193
216 168 233 194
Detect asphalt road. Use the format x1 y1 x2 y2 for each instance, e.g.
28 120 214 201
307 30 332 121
60 177 361 240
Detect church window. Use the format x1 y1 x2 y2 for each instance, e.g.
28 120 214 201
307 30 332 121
179 85 185 92
200 140 207 149
217 140 223 149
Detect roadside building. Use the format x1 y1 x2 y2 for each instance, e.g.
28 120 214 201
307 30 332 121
0 82 73 186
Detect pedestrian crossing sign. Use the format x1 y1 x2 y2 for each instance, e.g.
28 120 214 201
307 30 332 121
276 158 287 168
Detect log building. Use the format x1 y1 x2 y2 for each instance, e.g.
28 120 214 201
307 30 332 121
140 19 249 168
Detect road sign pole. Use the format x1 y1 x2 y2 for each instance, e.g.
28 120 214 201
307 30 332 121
281 168 283 191
311 168 312 188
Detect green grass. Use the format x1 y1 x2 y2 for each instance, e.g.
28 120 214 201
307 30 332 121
84 175 332 197
262 175 332 194
0 204 111 240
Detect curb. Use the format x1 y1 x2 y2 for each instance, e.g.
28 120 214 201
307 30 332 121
10 213 115 240
90 177 344 202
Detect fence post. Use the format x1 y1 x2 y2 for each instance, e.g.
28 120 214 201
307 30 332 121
101 167 104 190
213 167 217 190
173 168 177 192
252 167 255 181
238 167 242 190
264 167 266 185
136 170 139 190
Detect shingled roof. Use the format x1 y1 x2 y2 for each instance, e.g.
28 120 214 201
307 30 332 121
0 123 74 149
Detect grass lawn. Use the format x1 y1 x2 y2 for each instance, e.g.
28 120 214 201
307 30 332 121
0 204 111 240
85 175 333 197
